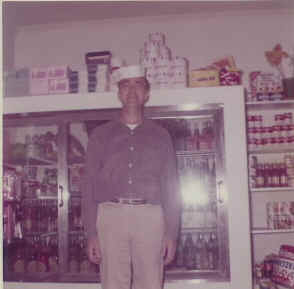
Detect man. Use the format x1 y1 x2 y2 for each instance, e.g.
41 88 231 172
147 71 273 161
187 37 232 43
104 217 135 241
82 65 181 289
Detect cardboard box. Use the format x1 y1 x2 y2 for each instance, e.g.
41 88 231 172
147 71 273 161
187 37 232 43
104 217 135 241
30 67 48 80
4 69 30 97
29 79 49 95
48 78 70 94
250 71 283 98
48 65 71 79
189 69 219 87
85 51 111 65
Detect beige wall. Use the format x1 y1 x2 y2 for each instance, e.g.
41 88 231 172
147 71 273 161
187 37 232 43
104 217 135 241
13 9 294 92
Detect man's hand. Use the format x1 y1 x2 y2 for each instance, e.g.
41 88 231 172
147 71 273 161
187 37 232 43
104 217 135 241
87 236 101 264
163 237 177 265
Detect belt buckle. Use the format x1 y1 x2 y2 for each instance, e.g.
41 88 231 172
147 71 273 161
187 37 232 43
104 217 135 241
119 198 146 205
129 199 145 205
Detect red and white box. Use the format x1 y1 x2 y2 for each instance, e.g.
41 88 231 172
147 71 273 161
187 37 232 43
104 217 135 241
250 71 283 97
271 254 294 288
219 68 242 86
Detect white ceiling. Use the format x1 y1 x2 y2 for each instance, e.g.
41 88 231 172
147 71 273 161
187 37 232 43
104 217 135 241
3 1 294 27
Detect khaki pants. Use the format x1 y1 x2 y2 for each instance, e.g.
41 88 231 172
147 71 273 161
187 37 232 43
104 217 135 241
97 202 165 289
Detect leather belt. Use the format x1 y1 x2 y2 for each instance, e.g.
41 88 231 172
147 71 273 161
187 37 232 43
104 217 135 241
111 198 148 205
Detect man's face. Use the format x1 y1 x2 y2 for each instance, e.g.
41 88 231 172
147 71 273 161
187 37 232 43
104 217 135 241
118 77 150 109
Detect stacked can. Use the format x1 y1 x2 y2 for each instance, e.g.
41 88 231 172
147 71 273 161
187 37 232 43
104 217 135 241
285 154 294 187
266 201 294 230
247 112 294 150
139 32 188 89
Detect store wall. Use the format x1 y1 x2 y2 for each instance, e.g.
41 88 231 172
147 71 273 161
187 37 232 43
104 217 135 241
13 9 294 92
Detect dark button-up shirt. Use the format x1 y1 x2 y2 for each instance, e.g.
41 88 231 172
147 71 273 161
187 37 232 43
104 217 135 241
82 118 181 241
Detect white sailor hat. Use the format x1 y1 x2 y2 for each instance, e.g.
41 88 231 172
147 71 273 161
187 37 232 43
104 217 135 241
116 65 146 82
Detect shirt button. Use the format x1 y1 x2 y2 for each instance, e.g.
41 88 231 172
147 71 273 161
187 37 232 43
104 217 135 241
130 130 134 135
129 146 134 151
128 162 133 168
128 179 133 185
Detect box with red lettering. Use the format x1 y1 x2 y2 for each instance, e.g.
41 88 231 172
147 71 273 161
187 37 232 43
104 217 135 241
271 254 294 288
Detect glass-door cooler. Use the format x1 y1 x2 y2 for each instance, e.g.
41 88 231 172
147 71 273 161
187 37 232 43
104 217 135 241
3 86 252 289
3 122 61 281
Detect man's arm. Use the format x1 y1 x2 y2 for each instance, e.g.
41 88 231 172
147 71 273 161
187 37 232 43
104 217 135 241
81 129 103 263
160 131 181 264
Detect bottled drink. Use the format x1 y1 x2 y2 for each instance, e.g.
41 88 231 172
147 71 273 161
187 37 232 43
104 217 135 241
194 233 206 270
68 237 80 273
207 232 218 270
26 237 38 273
247 115 255 151
12 239 26 273
48 237 59 273
272 162 280 187
175 237 185 268
24 202 33 234
279 163 288 187
25 135 34 158
255 164 265 188
183 233 195 270
35 238 48 273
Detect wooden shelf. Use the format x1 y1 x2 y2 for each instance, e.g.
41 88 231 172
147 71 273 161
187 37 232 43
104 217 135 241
248 149 294 155
246 100 294 110
250 187 294 193
251 228 294 234
176 150 215 156
4 156 56 166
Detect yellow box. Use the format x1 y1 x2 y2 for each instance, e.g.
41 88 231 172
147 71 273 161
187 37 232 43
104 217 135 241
189 70 220 87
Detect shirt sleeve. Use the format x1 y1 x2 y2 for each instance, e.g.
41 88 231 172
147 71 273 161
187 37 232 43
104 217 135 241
160 131 181 241
81 129 103 239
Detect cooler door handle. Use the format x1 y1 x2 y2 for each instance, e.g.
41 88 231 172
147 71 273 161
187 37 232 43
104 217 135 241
217 180 224 204
59 185 64 207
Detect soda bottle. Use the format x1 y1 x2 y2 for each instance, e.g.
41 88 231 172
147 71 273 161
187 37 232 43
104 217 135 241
175 236 185 268
183 233 195 270
194 233 205 270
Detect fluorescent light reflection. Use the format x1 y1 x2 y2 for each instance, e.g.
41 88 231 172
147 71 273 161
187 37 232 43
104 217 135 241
181 175 209 209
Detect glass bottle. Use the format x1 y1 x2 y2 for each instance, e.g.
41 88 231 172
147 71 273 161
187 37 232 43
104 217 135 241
68 237 80 274
183 233 195 270
175 236 185 268
194 233 206 270
37 238 48 272
26 237 38 273
48 237 59 273
12 239 26 273
79 237 92 274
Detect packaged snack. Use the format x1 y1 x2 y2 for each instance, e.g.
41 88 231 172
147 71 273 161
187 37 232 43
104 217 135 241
219 68 242 86
189 69 219 87
48 78 70 94
48 65 71 79
279 245 294 261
